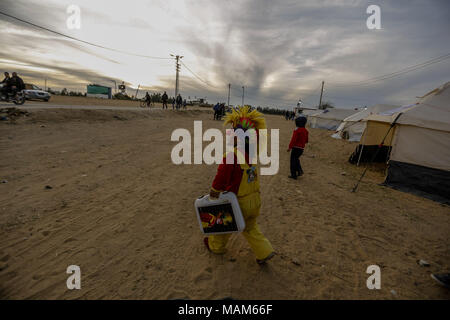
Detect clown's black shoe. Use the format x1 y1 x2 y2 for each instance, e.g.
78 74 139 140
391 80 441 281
256 252 276 265
431 273 450 289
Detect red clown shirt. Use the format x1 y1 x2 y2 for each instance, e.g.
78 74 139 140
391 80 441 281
211 152 249 195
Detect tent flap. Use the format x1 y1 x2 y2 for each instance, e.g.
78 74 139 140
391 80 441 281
334 104 399 142
384 160 450 204
390 125 450 171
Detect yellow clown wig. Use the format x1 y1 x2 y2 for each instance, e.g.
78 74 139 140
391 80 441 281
223 106 266 131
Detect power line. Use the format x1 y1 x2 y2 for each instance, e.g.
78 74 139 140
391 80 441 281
180 61 219 89
0 10 172 60
328 53 450 88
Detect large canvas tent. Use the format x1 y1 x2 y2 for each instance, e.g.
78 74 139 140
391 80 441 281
299 109 320 117
308 108 358 130
384 82 450 203
348 104 417 164
332 104 399 142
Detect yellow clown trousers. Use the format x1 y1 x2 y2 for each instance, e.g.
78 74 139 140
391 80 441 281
208 159 274 260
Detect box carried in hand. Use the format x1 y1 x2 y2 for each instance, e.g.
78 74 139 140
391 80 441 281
194 192 245 235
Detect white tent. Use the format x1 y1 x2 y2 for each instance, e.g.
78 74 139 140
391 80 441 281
365 104 418 123
384 81 450 203
348 104 418 165
299 109 321 117
308 108 359 130
332 104 399 142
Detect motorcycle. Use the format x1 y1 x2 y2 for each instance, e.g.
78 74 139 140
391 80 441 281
0 85 26 105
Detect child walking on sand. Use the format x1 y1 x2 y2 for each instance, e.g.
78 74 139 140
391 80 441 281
287 116 308 180
203 106 275 265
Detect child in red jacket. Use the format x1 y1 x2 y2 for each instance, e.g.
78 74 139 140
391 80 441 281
287 116 308 179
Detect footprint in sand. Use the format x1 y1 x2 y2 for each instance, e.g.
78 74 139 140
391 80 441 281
0 253 10 271
0 262 9 271
193 267 213 283
64 237 77 243
32 274 42 281
168 268 176 274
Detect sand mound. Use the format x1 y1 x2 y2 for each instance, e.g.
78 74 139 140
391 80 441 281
7 108 212 125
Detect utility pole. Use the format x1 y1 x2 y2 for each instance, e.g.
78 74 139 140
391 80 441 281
134 84 140 99
242 86 245 106
175 57 180 97
319 81 325 109
170 54 184 97
227 83 231 108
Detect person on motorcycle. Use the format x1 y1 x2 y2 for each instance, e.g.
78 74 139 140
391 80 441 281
1 72 10 84
9 72 24 97
0 72 11 97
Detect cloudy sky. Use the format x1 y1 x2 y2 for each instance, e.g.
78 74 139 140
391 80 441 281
0 0 449 108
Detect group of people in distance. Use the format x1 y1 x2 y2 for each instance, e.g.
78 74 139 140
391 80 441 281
213 102 226 120
144 91 186 110
284 110 296 120
0 71 25 98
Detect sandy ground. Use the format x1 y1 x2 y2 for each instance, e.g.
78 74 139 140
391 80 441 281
0 101 449 300
5 95 208 112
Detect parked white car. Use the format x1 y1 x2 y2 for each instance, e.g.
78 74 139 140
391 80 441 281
23 84 51 102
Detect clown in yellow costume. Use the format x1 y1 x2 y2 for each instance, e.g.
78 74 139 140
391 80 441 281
204 106 275 265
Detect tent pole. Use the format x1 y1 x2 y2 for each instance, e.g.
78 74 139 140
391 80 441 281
356 122 367 166
357 144 364 167
318 81 324 109
384 126 396 174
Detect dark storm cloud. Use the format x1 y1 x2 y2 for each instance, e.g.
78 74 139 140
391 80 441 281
178 0 450 107
0 52 119 89
0 0 63 25
0 22 121 66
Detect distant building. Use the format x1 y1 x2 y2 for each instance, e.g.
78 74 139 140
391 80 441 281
87 84 112 99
